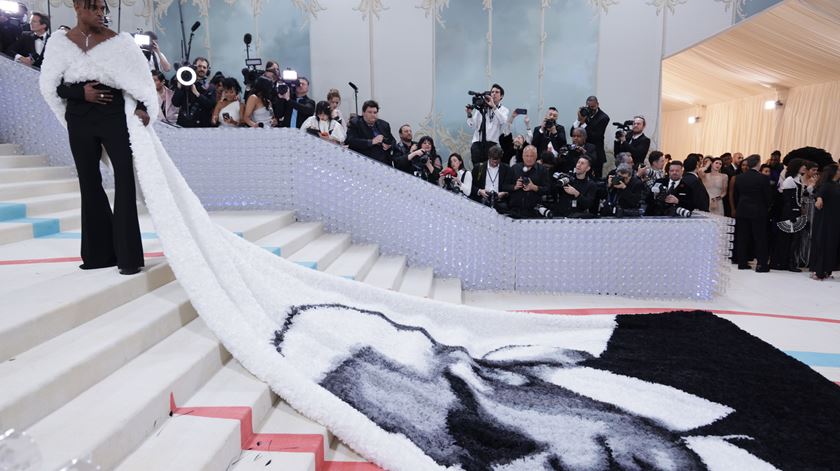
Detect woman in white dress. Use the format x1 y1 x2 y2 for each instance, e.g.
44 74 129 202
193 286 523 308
701 157 727 216
211 77 243 127
300 100 346 144
242 76 276 128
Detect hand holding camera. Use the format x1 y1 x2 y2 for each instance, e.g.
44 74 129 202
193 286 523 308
372 134 384 145
609 175 626 189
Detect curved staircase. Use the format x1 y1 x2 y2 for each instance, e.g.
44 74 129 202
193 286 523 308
0 140 463 470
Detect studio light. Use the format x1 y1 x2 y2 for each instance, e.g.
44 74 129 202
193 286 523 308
687 116 700 124
764 100 782 110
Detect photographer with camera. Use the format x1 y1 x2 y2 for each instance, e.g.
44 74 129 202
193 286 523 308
636 151 666 189
0 2 27 58
571 96 609 178
392 124 416 173
531 107 567 157
466 84 509 166
346 100 396 165
138 31 171 73
556 127 597 174
502 145 551 218
603 163 644 217
301 100 346 143
551 156 597 218
172 56 216 127
275 74 315 129
471 145 510 212
439 153 472 196
403 136 442 183
645 160 695 217
613 116 650 168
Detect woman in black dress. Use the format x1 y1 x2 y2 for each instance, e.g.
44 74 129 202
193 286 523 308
809 164 840 280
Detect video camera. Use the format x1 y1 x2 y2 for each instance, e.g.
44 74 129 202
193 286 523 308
579 106 592 120
466 90 492 112
552 171 574 187
613 120 634 139
275 68 300 96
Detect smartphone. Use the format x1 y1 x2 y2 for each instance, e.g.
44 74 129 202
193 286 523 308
222 113 231 120
514 108 527 115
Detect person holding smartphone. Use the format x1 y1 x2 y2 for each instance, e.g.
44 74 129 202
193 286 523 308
212 77 243 127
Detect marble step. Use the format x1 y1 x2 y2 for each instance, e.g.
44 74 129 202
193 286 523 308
363 255 407 291
0 282 195 431
0 207 81 245
255 221 324 257
0 165 74 183
0 143 22 155
0 178 78 200
288 233 352 270
398 266 435 298
0 154 48 169
324 244 379 281
431 278 463 305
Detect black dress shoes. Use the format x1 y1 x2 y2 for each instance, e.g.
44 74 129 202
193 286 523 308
79 261 117 270
755 265 770 273
788 267 802 273
738 264 751 270
119 267 142 275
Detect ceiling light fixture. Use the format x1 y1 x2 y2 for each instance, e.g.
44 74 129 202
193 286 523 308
764 100 782 110
687 116 700 124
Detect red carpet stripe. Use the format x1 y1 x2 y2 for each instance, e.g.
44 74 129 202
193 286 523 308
169 393 382 470
523 308 840 325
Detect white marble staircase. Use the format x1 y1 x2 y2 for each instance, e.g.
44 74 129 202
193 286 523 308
0 140 463 470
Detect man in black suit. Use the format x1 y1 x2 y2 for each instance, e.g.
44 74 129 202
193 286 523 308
276 76 315 129
613 116 650 168
346 100 395 166
645 160 695 216
391 124 415 173
682 154 710 212
571 96 609 178
502 145 551 218
171 57 216 127
733 154 772 272
531 107 566 157
7 11 48 68
470 145 510 212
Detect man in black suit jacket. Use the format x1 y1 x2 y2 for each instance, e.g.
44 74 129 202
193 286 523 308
531 107 567 157
682 154 710 212
7 12 49 68
346 100 395 166
613 116 650 168
470 145 510 212
571 96 609 178
645 160 695 216
276 76 315 129
733 154 772 272
502 145 550 218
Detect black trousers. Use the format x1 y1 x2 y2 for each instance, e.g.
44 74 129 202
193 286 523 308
735 217 768 268
67 112 143 270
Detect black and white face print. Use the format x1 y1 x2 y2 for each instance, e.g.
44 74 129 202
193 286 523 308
273 304 776 471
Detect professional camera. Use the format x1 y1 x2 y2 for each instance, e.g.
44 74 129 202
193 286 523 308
613 120 634 139
672 207 692 218
275 68 300 96
534 204 553 219
552 172 573 187
579 106 592 120
543 118 557 130
466 90 492 111
558 144 581 156
483 190 499 208
609 174 625 187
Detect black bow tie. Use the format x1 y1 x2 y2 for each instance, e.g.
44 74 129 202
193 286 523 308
35 35 45 40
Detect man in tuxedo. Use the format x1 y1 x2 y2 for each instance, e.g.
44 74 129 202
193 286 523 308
7 11 49 68
277 76 315 129
471 145 510 212
613 116 650 168
682 154 710 212
571 96 609 178
346 100 395 165
531 107 567 157
645 160 695 216
733 154 772 272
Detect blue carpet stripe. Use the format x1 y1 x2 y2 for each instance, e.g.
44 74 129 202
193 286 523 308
784 351 840 368
0 203 27 221
295 261 318 269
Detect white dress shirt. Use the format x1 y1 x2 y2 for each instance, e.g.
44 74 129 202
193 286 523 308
466 104 510 143
484 165 501 193
14 33 47 62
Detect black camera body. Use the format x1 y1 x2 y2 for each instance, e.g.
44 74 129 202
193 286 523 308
613 119 634 139
467 90 492 111
609 174 625 187
544 119 556 130
552 172 573 187
558 144 581 156
483 190 499 208
241 67 265 89
579 106 592 119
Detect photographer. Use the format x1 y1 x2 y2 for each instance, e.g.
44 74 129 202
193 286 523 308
404 136 442 182
466 83 510 166
439 153 472 197
171 57 216 127
645 160 695 217
613 116 650 167
637 150 666 190
571 96 609 178
346 100 395 165
276 76 315 129
531 107 567 157
471 145 510 212
0 3 27 57
552 156 597 218
392 124 416 173
7 11 48 68
502 145 551 218
141 31 171 72
557 128 596 174
603 163 643 217
301 100 346 144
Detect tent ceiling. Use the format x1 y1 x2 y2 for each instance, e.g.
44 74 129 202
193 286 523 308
661 0 840 111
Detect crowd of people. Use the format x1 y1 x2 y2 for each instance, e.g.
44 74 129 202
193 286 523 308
5 9 839 280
